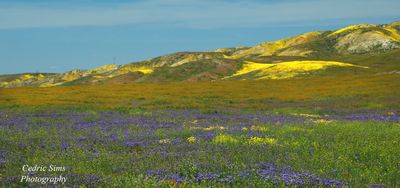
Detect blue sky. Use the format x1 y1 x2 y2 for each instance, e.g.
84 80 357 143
0 0 399 74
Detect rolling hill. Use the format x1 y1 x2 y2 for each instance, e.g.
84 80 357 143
1 21 399 88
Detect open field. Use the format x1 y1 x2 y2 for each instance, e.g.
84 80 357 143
1 74 400 112
1 74 400 187
0 109 399 187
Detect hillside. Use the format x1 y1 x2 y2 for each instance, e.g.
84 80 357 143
1 21 399 88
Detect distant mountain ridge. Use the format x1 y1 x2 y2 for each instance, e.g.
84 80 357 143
1 21 399 88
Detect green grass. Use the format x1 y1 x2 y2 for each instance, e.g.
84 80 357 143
1 113 399 187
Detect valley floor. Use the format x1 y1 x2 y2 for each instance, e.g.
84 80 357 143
0 76 399 187
0 109 399 187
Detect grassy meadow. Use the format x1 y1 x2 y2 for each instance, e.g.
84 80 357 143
1 74 400 187
1 73 399 111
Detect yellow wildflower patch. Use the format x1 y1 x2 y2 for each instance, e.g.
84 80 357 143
213 134 238 144
228 32 322 58
62 72 82 81
93 76 104 79
170 55 198 67
119 66 154 74
229 61 274 77
203 126 226 131
312 119 333 124
250 126 269 132
136 68 154 74
21 74 34 80
383 27 400 42
159 139 172 144
247 137 276 145
328 24 373 37
187 136 196 143
291 113 321 118
223 54 235 59
37 74 45 80
226 61 368 80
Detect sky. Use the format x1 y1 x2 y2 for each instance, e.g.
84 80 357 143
0 0 399 74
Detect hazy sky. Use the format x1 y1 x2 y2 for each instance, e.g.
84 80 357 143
1 0 399 74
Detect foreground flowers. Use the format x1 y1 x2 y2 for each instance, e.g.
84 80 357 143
146 162 345 187
1 109 398 187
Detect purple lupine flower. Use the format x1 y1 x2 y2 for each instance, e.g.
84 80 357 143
255 162 345 187
169 174 185 183
125 141 143 147
320 178 346 187
238 170 252 178
109 134 117 142
205 131 215 138
368 183 386 188
196 173 219 182
77 136 87 141
60 142 69 150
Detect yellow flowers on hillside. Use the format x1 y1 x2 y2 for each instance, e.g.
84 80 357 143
0 74 47 87
327 23 400 42
225 32 322 58
62 71 82 81
118 66 154 75
226 60 368 80
328 24 373 37
37 74 45 80
231 62 275 76
383 27 400 42
170 55 199 67
135 67 154 74
21 74 34 80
